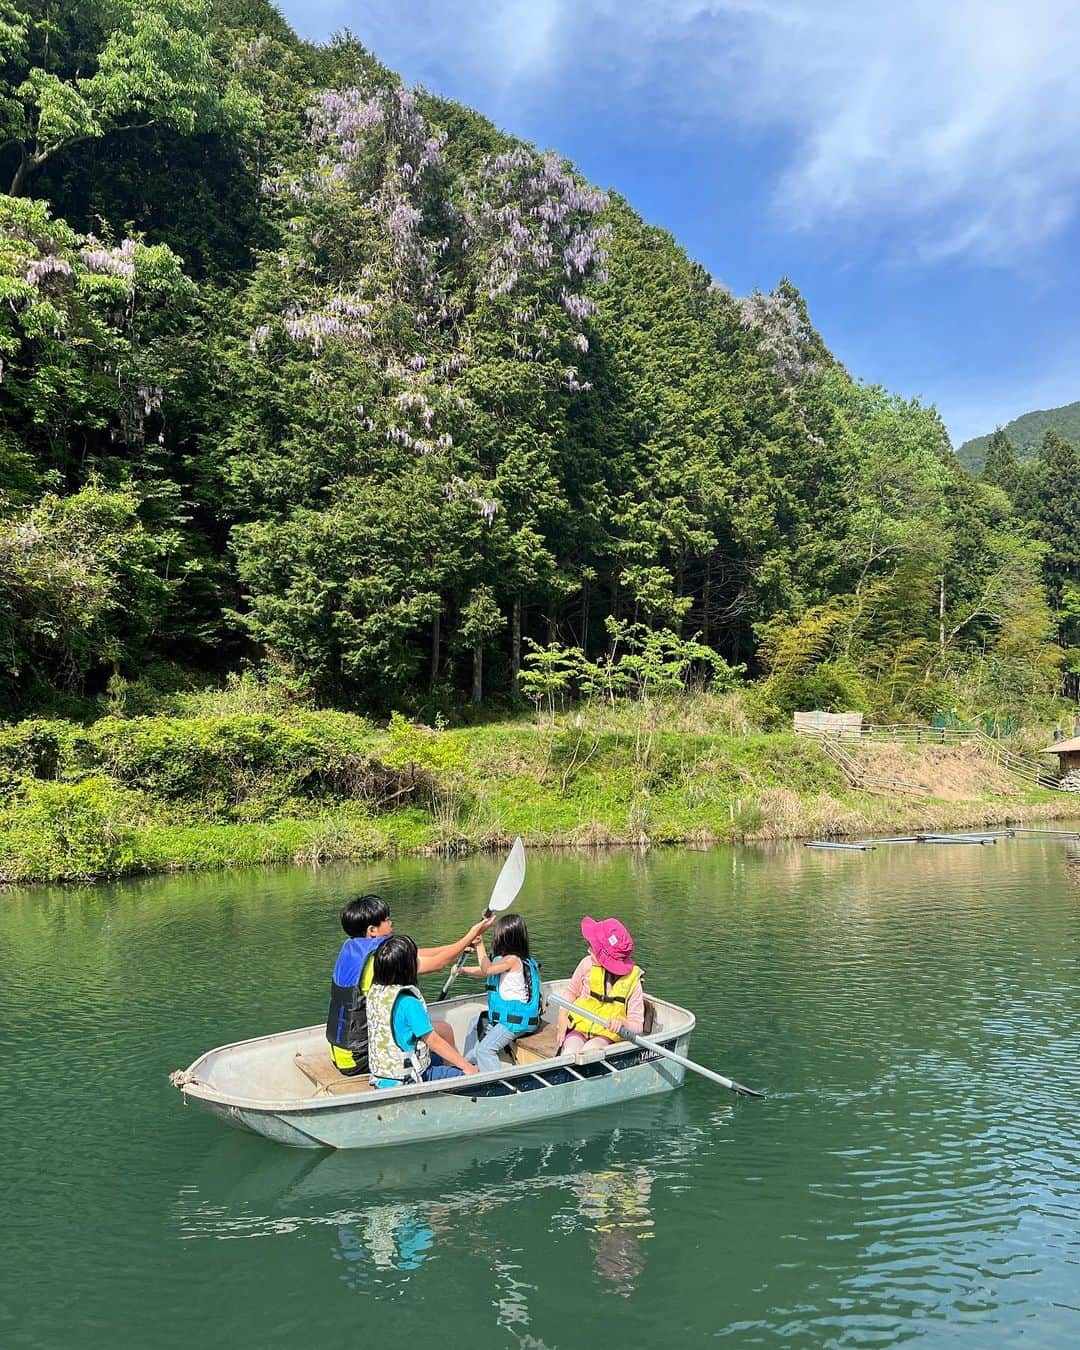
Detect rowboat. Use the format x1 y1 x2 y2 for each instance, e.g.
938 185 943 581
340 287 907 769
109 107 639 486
171 979 696 1149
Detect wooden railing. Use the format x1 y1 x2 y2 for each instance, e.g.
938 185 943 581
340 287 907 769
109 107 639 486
860 723 977 745
796 722 1064 793
806 730 928 798
966 728 1062 790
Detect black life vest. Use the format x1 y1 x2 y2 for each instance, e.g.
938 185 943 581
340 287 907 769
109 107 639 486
326 937 382 1073
326 977 371 1070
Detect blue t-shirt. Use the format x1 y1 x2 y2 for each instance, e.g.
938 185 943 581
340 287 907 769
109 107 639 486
371 994 433 1088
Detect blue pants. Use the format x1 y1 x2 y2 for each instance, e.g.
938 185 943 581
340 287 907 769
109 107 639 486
372 1054 463 1089
420 1064 463 1082
464 1014 517 1072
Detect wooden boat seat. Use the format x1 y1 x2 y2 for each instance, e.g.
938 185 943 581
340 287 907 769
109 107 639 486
293 1051 374 1097
512 1023 561 1064
512 999 657 1065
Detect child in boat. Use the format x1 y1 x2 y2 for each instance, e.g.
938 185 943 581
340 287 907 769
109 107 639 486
367 935 478 1088
326 893 492 1076
459 914 542 1072
556 916 644 1054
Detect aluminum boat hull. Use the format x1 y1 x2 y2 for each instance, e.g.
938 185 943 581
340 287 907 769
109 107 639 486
174 980 695 1150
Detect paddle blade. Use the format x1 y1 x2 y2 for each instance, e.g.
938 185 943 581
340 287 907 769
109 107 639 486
488 836 526 913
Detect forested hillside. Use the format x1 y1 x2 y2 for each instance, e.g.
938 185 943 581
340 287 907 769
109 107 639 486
0 0 1075 730
958 401 1080 471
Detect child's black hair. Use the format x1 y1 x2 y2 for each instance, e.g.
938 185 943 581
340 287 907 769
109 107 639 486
340 893 391 937
490 913 530 960
372 934 419 986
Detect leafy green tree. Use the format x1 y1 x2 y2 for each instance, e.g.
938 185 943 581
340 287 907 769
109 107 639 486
0 479 173 703
456 585 503 705
981 428 1020 497
230 469 484 706
0 0 244 195
1034 429 1080 608
519 638 580 719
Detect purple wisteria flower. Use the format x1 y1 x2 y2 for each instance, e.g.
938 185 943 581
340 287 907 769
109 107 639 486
737 289 819 387
81 238 137 281
25 255 73 285
463 149 608 318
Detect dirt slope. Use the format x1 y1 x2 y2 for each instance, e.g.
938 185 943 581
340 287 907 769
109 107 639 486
851 744 1022 801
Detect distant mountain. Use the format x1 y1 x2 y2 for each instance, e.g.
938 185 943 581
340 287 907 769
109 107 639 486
957 400 1080 472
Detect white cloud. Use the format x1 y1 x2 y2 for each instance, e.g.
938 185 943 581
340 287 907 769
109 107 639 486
306 0 1080 265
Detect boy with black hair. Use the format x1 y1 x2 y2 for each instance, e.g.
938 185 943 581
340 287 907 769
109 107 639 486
326 893 492 1075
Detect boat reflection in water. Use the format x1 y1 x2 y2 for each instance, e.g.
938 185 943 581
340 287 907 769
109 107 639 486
573 1166 655 1296
336 1204 439 1275
178 1093 723 1317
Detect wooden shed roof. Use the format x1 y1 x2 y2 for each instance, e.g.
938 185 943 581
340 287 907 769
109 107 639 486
1040 736 1080 754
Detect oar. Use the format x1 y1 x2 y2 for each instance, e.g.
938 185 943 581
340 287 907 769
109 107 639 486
438 836 527 999
547 992 765 1099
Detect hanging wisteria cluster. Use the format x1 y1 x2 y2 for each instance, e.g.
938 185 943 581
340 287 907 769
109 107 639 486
231 33 271 71
256 80 611 470
280 294 373 352
462 147 608 356
24 255 72 285
116 382 167 448
262 85 463 456
304 85 447 287
81 238 138 284
11 235 141 309
444 476 499 523
737 288 819 389
1 198 192 458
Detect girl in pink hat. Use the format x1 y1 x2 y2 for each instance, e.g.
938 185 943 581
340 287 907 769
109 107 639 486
556 916 645 1054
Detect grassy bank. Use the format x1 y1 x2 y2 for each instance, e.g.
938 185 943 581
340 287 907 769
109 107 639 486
0 700 1074 884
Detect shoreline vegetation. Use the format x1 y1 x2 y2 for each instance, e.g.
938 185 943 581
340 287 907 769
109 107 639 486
0 5 1078 887
1 691 1074 886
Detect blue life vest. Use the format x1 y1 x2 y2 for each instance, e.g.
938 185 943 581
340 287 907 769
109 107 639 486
486 957 542 1034
326 935 387 1071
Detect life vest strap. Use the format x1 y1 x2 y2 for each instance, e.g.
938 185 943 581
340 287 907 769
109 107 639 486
486 956 542 1036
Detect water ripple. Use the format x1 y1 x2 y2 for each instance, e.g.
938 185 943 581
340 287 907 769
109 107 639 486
2 838 1079 1347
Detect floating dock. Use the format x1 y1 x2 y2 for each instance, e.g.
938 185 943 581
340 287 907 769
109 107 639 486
806 825 1080 851
804 842 876 851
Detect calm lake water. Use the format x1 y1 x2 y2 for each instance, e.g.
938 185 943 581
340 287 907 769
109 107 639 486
3 836 1079 1349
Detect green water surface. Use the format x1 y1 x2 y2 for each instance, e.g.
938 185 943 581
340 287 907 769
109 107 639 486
2 837 1079 1348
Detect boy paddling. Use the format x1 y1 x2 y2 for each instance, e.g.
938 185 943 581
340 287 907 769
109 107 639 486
326 893 493 1076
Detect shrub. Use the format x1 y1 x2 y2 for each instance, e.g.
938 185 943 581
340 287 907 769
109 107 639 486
0 777 145 882
0 720 76 797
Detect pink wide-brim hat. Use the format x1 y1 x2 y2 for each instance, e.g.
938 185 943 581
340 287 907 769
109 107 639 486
581 915 635 976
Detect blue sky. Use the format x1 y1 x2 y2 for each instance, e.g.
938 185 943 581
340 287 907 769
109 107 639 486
276 1 1080 447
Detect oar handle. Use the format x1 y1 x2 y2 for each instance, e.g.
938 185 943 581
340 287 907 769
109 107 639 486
438 908 492 1000
548 992 764 1100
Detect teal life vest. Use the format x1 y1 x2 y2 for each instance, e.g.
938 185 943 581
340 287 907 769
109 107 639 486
486 957 542 1035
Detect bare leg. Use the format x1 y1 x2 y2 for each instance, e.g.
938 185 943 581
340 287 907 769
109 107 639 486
560 1031 611 1054
581 1035 611 1052
432 1018 456 1050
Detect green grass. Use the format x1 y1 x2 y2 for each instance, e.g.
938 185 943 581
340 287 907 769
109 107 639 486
0 703 1073 884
